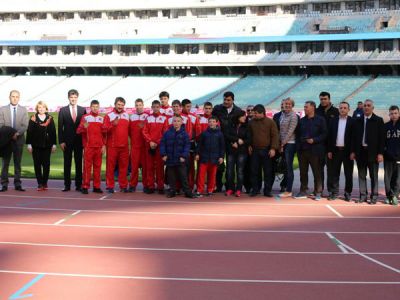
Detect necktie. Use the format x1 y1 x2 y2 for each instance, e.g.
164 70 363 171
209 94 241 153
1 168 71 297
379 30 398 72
72 106 77 123
12 107 16 129
363 118 368 145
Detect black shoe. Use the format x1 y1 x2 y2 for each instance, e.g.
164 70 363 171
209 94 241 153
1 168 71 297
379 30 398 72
185 192 195 199
107 188 114 194
147 188 155 194
120 188 129 193
167 192 176 198
263 191 273 197
328 193 337 201
249 192 258 197
81 188 89 194
75 187 82 192
15 186 26 192
279 187 286 193
357 196 367 203
214 187 222 193
344 193 351 201
158 189 165 195
370 197 378 205
62 186 70 192
93 188 103 194
128 186 136 193
0 186 8 192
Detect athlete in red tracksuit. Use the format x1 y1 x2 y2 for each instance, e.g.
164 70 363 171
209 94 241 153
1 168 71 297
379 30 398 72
129 99 149 192
182 99 201 189
77 100 106 194
142 100 168 194
159 91 174 117
104 97 130 193
199 102 214 133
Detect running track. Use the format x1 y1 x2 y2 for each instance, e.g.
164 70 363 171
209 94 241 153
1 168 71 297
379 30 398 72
0 179 399 299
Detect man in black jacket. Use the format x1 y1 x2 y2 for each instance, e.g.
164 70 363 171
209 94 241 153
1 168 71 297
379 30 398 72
351 99 385 204
212 91 242 192
327 102 354 201
316 91 339 196
383 105 400 205
58 89 86 192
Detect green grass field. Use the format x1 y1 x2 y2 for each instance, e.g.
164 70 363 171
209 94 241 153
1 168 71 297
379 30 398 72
8 112 298 180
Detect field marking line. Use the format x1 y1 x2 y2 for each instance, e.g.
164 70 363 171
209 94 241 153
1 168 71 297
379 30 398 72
326 205 344 218
325 232 349 253
53 210 81 226
8 273 45 300
0 270 399 285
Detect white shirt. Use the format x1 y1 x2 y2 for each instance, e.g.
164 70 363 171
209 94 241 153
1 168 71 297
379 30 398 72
226 106 233 114
10 104 18 127
362 115 372 146
336 117 347 147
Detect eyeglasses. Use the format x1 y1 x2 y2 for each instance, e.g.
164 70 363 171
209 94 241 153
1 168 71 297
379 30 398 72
363 104 372 107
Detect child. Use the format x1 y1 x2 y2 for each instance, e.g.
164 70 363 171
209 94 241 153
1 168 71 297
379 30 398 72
160 115 194 198
77 100 106 194
195 116 225 196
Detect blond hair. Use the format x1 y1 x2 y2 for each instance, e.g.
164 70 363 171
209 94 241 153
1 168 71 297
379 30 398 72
35 101 48 113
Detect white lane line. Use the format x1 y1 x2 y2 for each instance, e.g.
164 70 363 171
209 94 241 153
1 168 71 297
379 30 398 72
0 270 399 284
1 241 399 256
325 232 349 254
326 205 344 218
99 194 112 200
53 210 81 226
1 221 399 235
0 194 389 207
330 233 400 274
1 206 399 219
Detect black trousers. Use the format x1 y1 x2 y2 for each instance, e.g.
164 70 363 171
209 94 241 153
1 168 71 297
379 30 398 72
251 147 273 194
167 163 191 195
215 161 225 191
32 147 52 186
356 148 379 198
63 143 83 188
330 148 354 195
1 141 23 188
321 154 333 193
384 160 400 198
299 150 323 194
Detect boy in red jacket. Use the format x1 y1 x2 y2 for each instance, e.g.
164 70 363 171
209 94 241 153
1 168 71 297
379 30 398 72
142 100 169 194
104 97 130 193
77 100 106 194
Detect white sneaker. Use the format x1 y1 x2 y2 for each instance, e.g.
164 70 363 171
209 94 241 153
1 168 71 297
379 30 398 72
279 192 292 198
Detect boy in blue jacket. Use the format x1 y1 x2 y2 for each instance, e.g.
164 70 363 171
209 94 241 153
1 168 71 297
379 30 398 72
160 115 195 198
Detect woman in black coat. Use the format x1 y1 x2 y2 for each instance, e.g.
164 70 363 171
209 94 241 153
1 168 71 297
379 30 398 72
225 110 250 197
26 101 57 190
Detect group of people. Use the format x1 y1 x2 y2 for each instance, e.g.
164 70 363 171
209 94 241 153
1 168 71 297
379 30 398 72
0 89 398 205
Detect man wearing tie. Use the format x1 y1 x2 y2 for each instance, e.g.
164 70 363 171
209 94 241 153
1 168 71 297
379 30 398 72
351 99 385 204
0 90 29 192
58 89 86 191
327 102 354 201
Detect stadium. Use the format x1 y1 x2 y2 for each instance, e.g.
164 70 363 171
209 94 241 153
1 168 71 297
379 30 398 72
0 0 399 299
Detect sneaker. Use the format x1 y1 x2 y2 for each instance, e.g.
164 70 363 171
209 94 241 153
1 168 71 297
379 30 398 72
107 188 114 194
263 191 273 197
93 188 103 194
279 187 286 193
194 192 203 198
294 192 308 199
344 193 351 202
370 197 378 205
384 198 391 205
81 188 89 195
128 186 136 193
235 190 241 197
314 193 322 201
144 188 155 194
120 188 129 193
249 192 258 197
185 192 195 199
392 197 399 206
328 193 337 201
279 192 292 198
158 189 165 195
43 184 48 190
37 185 43 191
225 190 233 196
166 192 176 198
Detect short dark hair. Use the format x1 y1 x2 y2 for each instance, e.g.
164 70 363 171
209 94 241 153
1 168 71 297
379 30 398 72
159 91 169 99
389 105 399 111
203 102 213 108
114 97 126 105
68 89 79 97
319 91 330 99
90 100 99 106
233 110 246 124
223 91 235 100
152 100 161 106
173 115 183 120
305 101 316 109
209 116 219 122
357 101 363 104
339 101 350 108
253 104 265 114
135 98 143 104
171 99 181 106
181 99 191 107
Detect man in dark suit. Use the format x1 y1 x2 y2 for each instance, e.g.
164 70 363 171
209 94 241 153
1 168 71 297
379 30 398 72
58 89 86 191
0 90 29 192
327 101 354 201
351 99 385 204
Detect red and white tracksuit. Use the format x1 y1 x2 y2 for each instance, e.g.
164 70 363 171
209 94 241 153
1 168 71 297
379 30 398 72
104 110 130 189
129 112 149 189
77 113 106 189
197 162 218 194
199 114 212 133
142 113 168 190
160 105 174 117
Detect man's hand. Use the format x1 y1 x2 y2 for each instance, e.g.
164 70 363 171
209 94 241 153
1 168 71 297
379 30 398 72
350 152 356 161
60 143 66 151
195 155 200 161
27 146 33 154
150 142 157 149
238 138 244 145
112 118 119 126
306 138 314 144
12 133 18 140
162 156 167 162
269 149 276 158
179 157 185 163
101 145 106 155
51 145 56 153
327 152 333 160
377 154 383 163
248 146 253 155
218 158 224 164
83 122 89 129
232 142 238 149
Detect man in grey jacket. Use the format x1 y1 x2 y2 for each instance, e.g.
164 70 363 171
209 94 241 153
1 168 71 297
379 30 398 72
0 90 29 191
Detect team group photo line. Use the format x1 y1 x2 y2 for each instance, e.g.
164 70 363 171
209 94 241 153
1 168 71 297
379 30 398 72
0 89 399 205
